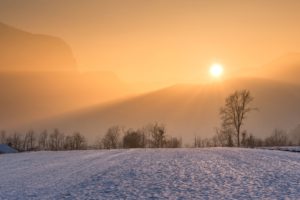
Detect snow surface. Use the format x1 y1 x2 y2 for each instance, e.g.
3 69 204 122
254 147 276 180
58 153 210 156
0 148 299 199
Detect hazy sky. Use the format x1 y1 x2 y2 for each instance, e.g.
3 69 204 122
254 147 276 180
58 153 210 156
1 0 300 83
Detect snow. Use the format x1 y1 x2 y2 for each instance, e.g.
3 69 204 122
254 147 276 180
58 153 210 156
0 144 18 154
0 148 299 199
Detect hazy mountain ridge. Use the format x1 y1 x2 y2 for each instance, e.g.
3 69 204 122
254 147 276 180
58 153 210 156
0 70 137 128
0 22 76 70
252 53 300 84
26 77 300 144
0 23 137 128
1 22 300 144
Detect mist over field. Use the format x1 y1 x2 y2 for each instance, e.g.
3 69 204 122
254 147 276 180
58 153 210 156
1 2 300 142
1 1 300 199
1 22 300 143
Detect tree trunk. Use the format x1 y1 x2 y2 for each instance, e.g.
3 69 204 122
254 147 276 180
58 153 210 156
237 131 240 147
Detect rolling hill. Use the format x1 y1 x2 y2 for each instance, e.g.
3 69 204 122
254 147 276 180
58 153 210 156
25 77 300 144
0 71 135 129
251 53 300 84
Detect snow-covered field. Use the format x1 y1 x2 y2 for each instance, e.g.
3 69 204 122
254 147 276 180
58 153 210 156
0 148 299 200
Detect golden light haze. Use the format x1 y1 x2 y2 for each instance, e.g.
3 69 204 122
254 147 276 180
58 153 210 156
1 0 300 84
1 1 300 144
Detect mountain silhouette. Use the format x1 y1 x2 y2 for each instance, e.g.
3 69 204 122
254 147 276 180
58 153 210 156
0 22 76 70
252 53 300 84
0 23 136 129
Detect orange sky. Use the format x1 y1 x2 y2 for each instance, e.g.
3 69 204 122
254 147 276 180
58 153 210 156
1 0 300 84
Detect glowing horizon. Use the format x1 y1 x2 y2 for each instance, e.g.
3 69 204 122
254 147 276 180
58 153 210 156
1 0 300 85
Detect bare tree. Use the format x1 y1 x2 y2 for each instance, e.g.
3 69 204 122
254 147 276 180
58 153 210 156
64 135 74 150
7 132 22 150
138 127 149 148
265 129 289 146
95 136 104 149
148 123 166 148
215 126 234 147
0 130 7 144
245 134 256 148
220 90 256 147
202 138 212 147
123 129 143 148
241 131 247 147
38 130 48 150
194 136 202 148
49 129 65 151
72 132 87 150
165 136 182 148
25 130 36 151
289 124 300 145
102 126 122 149
194 136 215 148
23 131 29 151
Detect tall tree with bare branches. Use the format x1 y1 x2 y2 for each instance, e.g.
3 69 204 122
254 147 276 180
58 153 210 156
220 90 256 147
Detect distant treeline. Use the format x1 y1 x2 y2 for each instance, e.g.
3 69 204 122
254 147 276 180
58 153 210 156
0 129 87 151
96 123 182 149
0 125 299 152
1 124 300 152
1 89 300 151
0 122 182 151
194 128 300 148
192 89 300 148
96 88 299 149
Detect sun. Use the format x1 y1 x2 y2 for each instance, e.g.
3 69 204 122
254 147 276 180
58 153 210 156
210 63 224 78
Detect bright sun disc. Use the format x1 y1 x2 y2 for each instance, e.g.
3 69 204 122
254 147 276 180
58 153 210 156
210 64 223 77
